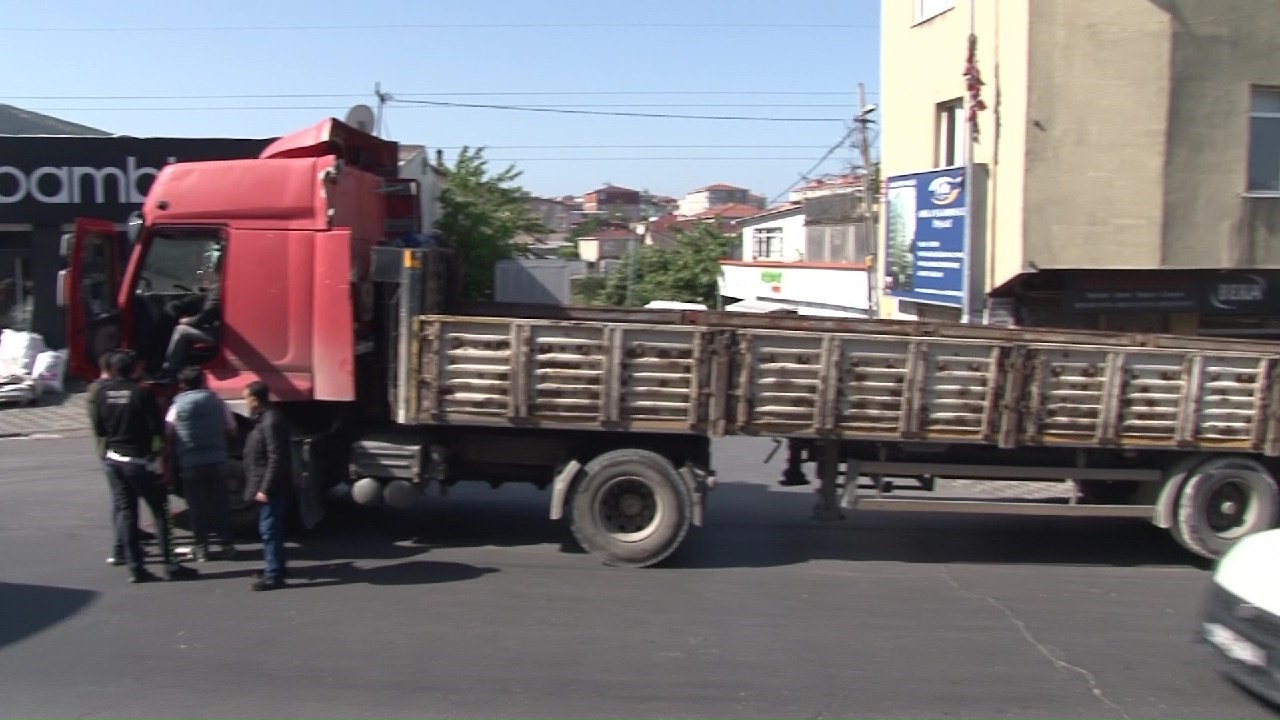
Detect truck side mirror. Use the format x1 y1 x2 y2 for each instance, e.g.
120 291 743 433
59 233 74 259
126 212 143 244
55 269 68 308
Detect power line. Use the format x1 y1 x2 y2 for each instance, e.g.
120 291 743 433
769 126 857 203
7 90 875 100
21 103 855 118
388 98 845 122
443 145 835 149
2 22 878 33
481 157 832 162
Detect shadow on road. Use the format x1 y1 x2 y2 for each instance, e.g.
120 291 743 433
671 481 1207 570
193 559 499 589
0 582 98 651
262 477 1208 572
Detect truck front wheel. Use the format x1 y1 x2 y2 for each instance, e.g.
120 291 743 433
1172 457 1279 559
569 449 693 568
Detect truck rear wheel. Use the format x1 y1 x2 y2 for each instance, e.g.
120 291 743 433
1172 457 1279 560
569 449 693 568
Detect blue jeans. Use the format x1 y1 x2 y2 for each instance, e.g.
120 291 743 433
258 495 286 580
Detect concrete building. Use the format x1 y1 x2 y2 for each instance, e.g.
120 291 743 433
576 227 640 264
719 200 872 318
677 183 766 217
879 0 1280 335
582 185 643 222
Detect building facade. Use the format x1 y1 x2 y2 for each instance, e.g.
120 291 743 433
582 185 643 221
719 201 872 318
677 183 766 217
879 0 1280 334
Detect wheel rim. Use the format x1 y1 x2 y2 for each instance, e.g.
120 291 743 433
595 475 663 543
1203 476 1258 539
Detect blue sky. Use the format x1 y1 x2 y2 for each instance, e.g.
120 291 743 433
3 0 880 200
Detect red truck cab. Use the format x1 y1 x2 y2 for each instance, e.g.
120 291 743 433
60 118 408 408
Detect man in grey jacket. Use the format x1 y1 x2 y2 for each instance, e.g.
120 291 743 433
242 380 291 591
165 366 237 562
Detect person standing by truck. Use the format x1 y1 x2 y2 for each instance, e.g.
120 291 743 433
93 350 196 583
242 380 291 591
165 365 237 562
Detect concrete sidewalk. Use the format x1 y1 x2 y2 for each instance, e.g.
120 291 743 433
0 391 90 437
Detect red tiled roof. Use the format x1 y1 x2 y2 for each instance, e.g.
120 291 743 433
693 182 746 192
693 203 764 220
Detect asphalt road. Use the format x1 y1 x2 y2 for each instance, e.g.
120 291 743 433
0 434 1275 719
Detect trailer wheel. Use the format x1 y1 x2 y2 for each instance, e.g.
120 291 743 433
1172 457 1279 560
569 449 692 568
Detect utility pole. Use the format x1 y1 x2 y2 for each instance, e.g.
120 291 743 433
374 82 391 137
854 83 878 319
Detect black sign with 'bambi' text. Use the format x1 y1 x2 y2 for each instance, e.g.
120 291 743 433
0 134 272 225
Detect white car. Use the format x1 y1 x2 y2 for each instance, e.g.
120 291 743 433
1200 528 1280 703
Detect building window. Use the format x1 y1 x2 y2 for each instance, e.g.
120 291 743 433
915 0 956 24
805 225 869 265
937 99 965 167
1249 87 1280 193
0 239 33 331
752 227 783 260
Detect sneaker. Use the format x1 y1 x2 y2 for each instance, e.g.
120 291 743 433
193 547 209 563
250 577 285 592
130 569 159 584
217 546 237 561
163 564 199 581
107 555 126 566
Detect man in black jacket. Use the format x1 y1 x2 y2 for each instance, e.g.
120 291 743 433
242 380 291 591
93 350 196 583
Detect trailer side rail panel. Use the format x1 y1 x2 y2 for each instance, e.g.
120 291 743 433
410 314 1280 455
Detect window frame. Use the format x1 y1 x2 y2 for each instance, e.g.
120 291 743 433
937 98 965 168
751 227 784 261
1248 86 1280 195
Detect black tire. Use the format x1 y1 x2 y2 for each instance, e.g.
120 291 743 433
1172 457 1279 560
568 449 693 568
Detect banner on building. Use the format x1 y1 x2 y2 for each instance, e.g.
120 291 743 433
0 135 272 225
884 167 967 308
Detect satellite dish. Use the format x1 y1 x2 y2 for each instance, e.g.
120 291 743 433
344 104 376 133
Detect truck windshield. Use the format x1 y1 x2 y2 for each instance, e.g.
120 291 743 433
136 230 224 294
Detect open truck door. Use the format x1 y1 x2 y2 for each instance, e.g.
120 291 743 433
58 218 123 383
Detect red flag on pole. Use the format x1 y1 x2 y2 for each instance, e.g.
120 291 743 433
964 33 987 143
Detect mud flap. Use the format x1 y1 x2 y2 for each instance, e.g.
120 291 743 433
293 437 326 530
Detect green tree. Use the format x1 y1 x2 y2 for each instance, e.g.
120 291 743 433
437 147 545 300
602 223 734 307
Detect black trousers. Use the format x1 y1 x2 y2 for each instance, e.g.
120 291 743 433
181 462 233 550
105 459 172 574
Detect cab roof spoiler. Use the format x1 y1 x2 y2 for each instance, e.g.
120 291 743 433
258 118 400 177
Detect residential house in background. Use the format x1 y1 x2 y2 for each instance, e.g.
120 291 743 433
880 0 1280 334
718 189 872 317
677 183 766 217
576 227 640 266
582 184 643 222
397 144 446 236
640 192 679 219
527 197 574 234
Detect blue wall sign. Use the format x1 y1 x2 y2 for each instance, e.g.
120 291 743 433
884 167 967 307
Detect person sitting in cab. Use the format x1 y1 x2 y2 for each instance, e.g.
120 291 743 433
162 248 222 378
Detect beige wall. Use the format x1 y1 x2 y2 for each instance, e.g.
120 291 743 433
1023 0 1172 271
1158 0 1280 267
880 0 1280 319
